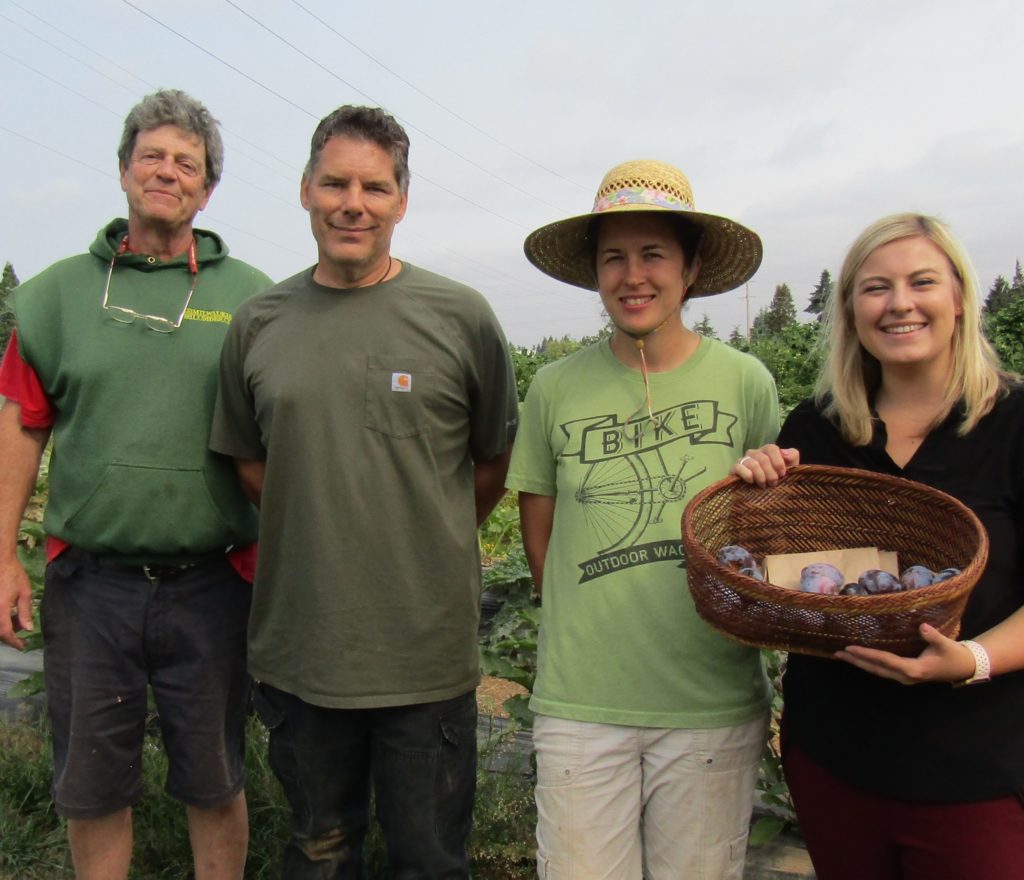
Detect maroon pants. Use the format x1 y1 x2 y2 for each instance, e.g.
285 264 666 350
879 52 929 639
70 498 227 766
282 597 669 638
784 745 1024 880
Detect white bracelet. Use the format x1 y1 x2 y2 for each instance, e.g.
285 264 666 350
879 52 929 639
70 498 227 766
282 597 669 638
956 640 991 686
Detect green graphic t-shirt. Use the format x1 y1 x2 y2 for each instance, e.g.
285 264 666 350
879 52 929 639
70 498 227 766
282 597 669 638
506 338 779 728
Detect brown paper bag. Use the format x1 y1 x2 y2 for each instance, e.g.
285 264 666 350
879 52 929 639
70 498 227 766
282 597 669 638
764 547 899 590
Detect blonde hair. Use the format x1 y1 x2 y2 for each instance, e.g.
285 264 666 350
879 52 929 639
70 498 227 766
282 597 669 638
816 213 1007 445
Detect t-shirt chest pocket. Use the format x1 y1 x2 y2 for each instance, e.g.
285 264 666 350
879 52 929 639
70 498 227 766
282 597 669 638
364 355 433 438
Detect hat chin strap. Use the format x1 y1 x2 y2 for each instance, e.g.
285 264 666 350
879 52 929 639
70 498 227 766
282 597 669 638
612 317 671 429
615 316 670 346
612 278 691 346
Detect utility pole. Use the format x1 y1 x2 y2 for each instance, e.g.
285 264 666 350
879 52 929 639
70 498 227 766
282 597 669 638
745 282 752 339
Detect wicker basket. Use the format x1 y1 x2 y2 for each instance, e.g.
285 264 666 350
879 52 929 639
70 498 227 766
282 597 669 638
681 465 989 657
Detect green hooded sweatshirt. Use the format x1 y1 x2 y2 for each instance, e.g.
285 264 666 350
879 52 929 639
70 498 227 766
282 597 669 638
13 219 271 561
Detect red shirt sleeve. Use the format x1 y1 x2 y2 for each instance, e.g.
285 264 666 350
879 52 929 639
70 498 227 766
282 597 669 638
0 330 55 428
227 542 257 584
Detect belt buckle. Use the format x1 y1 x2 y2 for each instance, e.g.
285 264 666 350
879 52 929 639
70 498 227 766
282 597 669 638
141 560 202 584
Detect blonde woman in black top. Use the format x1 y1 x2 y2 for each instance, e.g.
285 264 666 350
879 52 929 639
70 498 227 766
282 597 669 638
735 213 1024 880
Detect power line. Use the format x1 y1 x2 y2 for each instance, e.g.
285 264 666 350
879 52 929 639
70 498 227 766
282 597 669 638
4 1 299 177
200 212 311 263
0 117 297 215
0 49 300 210
0 9 577 315
0 123 311 265
221 0 576 216
0 82 530 291
0 10 138 100
221 141 297 182
120 0 316 119
0 58 539 285
0 49 121 119
0 124 114 178
288 0 591 194
118 0 529 228
5 0 151 90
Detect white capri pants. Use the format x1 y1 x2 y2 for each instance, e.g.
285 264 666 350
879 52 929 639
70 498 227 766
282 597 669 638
532 713 768 879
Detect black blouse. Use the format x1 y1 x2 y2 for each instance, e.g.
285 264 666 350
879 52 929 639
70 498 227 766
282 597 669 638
779 384 1024 801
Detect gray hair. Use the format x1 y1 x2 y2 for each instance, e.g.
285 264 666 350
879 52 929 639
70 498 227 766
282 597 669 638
117 89 224 189
305 105 410 192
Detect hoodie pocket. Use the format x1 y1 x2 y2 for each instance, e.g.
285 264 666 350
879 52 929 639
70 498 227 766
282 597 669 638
63 463 236 554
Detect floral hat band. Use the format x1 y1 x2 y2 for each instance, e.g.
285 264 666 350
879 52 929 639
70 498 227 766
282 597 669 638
523 159 763 297
593 186 694 214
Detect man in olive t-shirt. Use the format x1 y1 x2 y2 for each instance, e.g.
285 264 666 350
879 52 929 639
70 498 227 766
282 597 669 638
210 105 517 879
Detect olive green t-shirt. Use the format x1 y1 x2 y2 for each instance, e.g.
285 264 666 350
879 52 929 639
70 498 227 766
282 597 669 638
211 263 518 708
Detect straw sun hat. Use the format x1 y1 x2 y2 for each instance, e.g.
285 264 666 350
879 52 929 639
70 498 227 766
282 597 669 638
524 159 763 297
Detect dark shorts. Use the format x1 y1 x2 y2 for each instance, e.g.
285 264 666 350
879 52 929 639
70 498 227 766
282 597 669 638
253 683 477 879
41 549 251 819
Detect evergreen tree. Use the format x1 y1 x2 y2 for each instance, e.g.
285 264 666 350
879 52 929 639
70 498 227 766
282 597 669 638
753 284 797 338
984 275 1014 315
806 269 834 320
0 262 19 356
692 313 717 338
985 263 1024 316
1009 260 1024 304
750 306 769 340
986 294 1024 374
728 325 745 345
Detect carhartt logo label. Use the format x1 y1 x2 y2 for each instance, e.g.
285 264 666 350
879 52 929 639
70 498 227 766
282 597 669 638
391 372 412 392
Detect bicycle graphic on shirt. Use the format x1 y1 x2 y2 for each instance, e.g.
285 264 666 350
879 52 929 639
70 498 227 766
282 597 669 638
560 401 737 556
576 445 706 553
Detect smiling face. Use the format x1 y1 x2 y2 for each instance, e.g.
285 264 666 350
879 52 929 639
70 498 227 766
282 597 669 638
300 135 408 288
852 235 963 377
119 124 212 235
594 213 695 339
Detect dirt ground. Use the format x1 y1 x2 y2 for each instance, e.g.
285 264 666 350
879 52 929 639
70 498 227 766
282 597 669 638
476 676 527 718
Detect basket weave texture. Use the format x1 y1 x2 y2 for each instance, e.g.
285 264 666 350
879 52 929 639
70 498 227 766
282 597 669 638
682 465 989 657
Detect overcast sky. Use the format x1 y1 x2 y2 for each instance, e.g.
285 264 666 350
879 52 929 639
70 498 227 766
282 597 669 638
2 0 1023 346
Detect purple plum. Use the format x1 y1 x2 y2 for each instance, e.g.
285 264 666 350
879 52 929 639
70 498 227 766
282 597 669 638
900 565 935 590
858 569 902 595
933 567 962 583
717 545 757 572
800 563 843 594
840 582 868 596
740 565 765 581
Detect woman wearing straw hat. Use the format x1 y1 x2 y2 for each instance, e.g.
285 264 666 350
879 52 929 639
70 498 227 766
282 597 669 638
733 214 1024 879
506 159 780 879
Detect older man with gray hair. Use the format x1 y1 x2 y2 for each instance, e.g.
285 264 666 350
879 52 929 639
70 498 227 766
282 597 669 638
0 89 271 879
